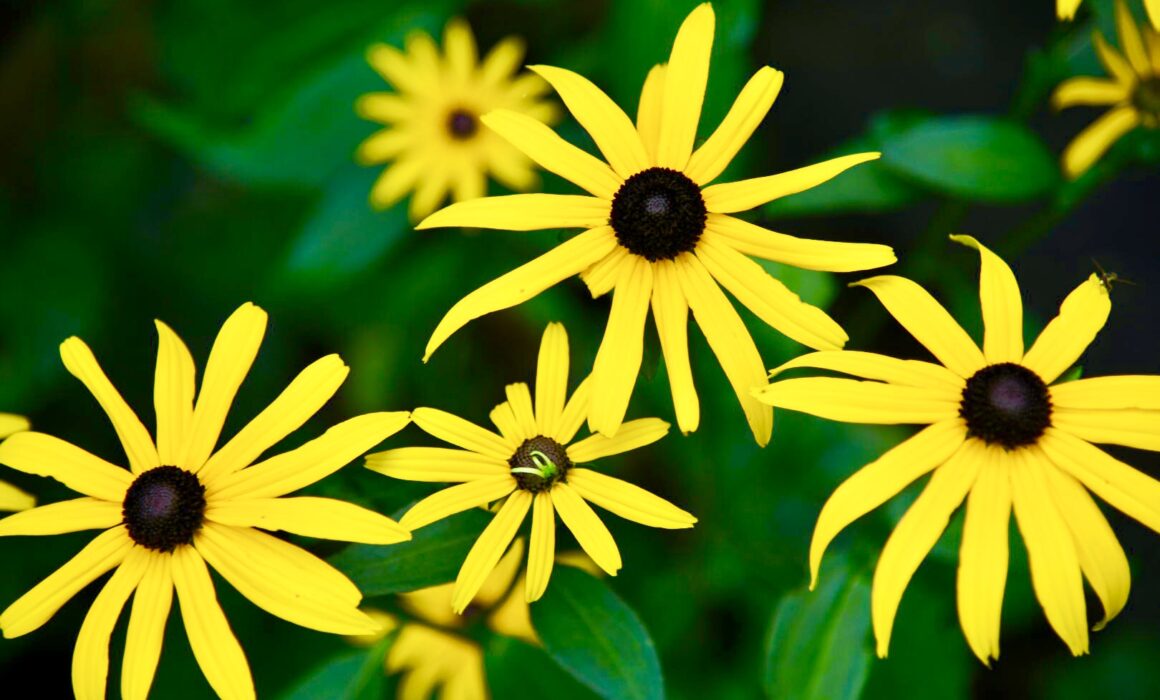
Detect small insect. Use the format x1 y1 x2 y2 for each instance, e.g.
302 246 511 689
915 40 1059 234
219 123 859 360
1092 259 1136 292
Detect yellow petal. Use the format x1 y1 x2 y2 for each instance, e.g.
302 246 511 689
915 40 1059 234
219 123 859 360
551 483 622 575
443 18 477 83
367 43 423 93
365 447 508 482
701 153 880 214
198 354 349 482
153 320 195 469
872 440 981 657
852 275 986 378
567 468 696 528
0 412 30 438
1061 106 1140 178
356 128 409 165
182 303 268 472
656 3 715 170
479 36 525 87
651 259 700 433
554 377 592 445
530 65 649 178
474 536 527 608
1116 0 1151 75
686 67 783 185
808 420 967 586
1053 408 1160 451
424 227 619 362
452 490 532 613
636 64 667 162
1052 77 1130 109
567 418 670 462
171 545 256 700
416 193 610 231
1058 0 1082 19
452 167 487 205
207 496 410 544
399 477 517 531
589 257 653 436
1050 375 1160 409
479 110 621 199
489 401 523 443
368 155 424 211
1010 450 1089 656
580 248 630 299
61 337 159 474
412 407 514 461
355 93 411 124
72 546 148 700
505 383 538 439
950 235 1023 364
1021 275 1110 383
1 526 133 638
535 323 570 437
1094 31 1138 84
0 431 131 502
1149 0 1160 33
526 492 556 603
0 497 122 536
697 233 848 350
408 166 451 223
768 350 964 391
753 377 960 424
0 480 34 512
676 253 772 444
122 553 173 700
956 445 1010 665
705 213 896 272
210 412 410 500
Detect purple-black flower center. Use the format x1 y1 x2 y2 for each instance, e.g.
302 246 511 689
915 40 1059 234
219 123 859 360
447 108 479 140
960 362 1052 449
123 466 207 551
1133 77 1160 126
610 167 707 261
509 435 572 493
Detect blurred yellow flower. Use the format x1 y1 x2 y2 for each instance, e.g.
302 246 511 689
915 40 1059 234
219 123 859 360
0 303 411 700
417 3 894 445
755 235 1160 663
356 18 559 220
1058 0 1159 29
1053 0 1160 176
0 414 33 512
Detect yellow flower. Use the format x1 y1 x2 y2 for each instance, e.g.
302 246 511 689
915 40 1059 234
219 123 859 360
0 414 34 511
368 322 695 612
356 18 559 220
1058 0 1159 30
416 3 895 445
1053 0 1160 177
754 235 1160 663
0 303 412 700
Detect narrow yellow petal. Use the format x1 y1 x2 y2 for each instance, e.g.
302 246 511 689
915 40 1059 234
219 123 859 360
1094 31 1138 85
754 377 960 424
207 497 410 544
686 67 783 185
535 323 570 437
0 413 30 438
122 553 173 700
365 447 508 483
153 321 195 469
567 418 670 462
489 401 524 443
369 155 424 211
0 498 122 536
956 446 1010 665
1061 106 1140 178
416 193 610 231
1010 451 1089 656
636 64 667 162
579 247 631 299
479 36 525 87
0 431 131 502
61 337 159 474
1021 275 1111 383
412 407 514 461
1053 407 1160 451
424 227 619 362
399 477 517 531
356 128 409 165
656 3 715 170
366 43 423 93
1149 0 1160 32
354 93 411 124
589 257 653 436
872 440 981 657
950 235 1024 364
701 153 880 214
1116 0 1151 75
852 275 986 378
443 18 477 83
408 166 451 223
526 492 556 602
551 483 622 575
505 383 538 439
768 350 964 392
1052 77 1130 109
554 377 592 445
1058 0 1082 19
567 468 695 528
72 547 148 700
651 261 699 433
1050 375 1160 409
452 167 487 205
705 213 896 272
453 491 532 613
0 481 34 512
474 537 526 608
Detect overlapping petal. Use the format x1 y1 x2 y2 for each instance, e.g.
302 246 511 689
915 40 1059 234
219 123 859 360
366 447 508 482
651 260 700 433
768 351 964 391
206 497 410 544
956 445 1010 665
453 490 531 613
685 66 783 185
754 377 960 424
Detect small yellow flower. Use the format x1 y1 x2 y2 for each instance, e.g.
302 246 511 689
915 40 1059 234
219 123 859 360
1058 0 1159 30
1053 0 1160 177
356 18 559 220
754 235 1160 663
0 303 411 700
416 3 895 445
0 414 34 511
368 323 695 612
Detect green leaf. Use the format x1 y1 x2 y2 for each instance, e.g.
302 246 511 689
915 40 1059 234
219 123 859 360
329 508 490 597
763 559 872 700
277 635 391 700
880 115 1060 203
530 567 664 700
485 636 601 700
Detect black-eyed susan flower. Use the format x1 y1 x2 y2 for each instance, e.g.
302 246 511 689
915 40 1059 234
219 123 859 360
0 414 33 512
0 303 411 700
1058 0 1159 29
416 3 895 445
356 18 559 220
1053 0 1160 177
754 235 1160 663
368 322 695 612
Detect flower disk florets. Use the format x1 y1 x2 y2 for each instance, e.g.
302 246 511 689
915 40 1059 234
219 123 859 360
1132 77 1160 127
960 363 1053 449
447 108 480 140
508 436 572 492
122 465 207 552
610 167 707 261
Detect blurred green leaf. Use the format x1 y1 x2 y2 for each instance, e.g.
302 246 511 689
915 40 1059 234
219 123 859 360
763 558 872 700
329 508 490 596
277 635 390 700
531 567 664 700
485 636 601 700
881 115 1059 203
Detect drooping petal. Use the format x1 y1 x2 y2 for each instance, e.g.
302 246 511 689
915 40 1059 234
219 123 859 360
872 440 982 657
701 153 880 214
505 383 538 439
705 214 896 272
1021 275 1111 383
1052 77 1131 109
153 320 195 470
535 322 570 436
567 418 670 462
852 276 986 378
956 445 1010 665
754 377 960 424
1061 106 1140 178
551 483 622 575
567 468 696 528
580 247 631 298
60 337 159 474
365 447 508 482
685 67 784 185
636 64 667 162
0 432 131 502
1050 375 1160 409
589 258 653 436
1053 408 1160 451
950 235 1023 364
656 3 715 170
122 553 173 700
170 545 255 700
808 420 968 586
206 497 410 544
415 193 610 231
554 377 591 445
72 546 149 700
399 477 517 531
412 407 514 461
452 490 532 613
424 227 620 361
768 351 964 392
1116 0 1152 75
0 498 122 536
526 492 556 603
651 260 699 433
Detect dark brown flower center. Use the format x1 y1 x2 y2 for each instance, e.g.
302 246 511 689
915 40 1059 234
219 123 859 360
447 108 479 140
508 436 572 492
123 466 207 551
610 167 707 261
960 363 1052 449
1133 77 1160 126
